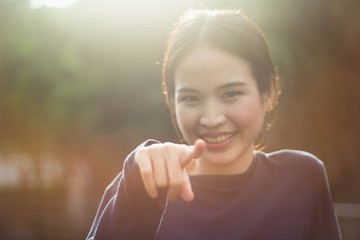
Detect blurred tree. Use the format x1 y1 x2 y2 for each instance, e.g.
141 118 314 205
0 0 359 202
1 3 103 155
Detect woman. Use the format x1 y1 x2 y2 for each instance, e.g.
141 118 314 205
87 9 341 240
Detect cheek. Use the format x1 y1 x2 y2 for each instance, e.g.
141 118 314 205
230 99 265 128
175 107 198 138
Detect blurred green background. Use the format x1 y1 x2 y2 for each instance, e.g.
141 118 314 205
0 0 359 239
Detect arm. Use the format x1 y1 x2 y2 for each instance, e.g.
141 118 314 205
86 140 166 240
307 162 342 240
86 139 206 240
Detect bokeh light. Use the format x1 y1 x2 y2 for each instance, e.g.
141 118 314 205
0 0 360 239
30 0 80 9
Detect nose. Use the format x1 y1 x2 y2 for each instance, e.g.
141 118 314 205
199 100 226 128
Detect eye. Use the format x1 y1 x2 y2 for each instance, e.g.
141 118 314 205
223 91 242 99
182 96 199 102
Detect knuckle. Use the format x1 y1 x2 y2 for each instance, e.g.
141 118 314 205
135 148 148 162
138 146 149 154
170 177 183 188
141 168 153 178
163 142 174 147
142 144 161 154
163 142 174 152
150 144 164 156
155 178 168 188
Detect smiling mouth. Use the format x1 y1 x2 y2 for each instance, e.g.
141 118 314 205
202 133 236 144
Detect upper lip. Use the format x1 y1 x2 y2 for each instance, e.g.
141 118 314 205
199 131 236 138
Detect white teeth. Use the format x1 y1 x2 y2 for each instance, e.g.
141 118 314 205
203 133 234 144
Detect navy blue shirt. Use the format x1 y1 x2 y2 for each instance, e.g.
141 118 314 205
87 140 341 240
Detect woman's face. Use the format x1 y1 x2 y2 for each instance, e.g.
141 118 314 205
174 45 273 175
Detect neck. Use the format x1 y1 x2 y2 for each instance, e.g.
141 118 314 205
187 145 255 175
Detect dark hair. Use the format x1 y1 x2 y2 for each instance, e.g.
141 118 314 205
162 9 281 146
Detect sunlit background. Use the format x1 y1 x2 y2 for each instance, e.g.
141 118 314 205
1 0 360 239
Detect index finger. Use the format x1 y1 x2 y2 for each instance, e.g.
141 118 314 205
181 139 206 167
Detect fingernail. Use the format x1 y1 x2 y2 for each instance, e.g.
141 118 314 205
168 195 176 201
150 191 158 198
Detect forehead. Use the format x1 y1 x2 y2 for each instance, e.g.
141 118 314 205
174 45 256 90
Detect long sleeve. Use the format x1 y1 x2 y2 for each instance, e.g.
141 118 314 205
86 139 166 240
306 162 342 240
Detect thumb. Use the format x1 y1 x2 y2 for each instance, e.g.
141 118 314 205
181 139 206 167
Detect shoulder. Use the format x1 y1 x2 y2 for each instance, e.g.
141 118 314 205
256 149 326 178
269 149 323 167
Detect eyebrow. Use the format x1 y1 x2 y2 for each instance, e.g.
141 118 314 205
176 81 247 93
217 81 247 90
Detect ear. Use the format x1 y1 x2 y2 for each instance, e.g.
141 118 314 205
262 77 277 112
